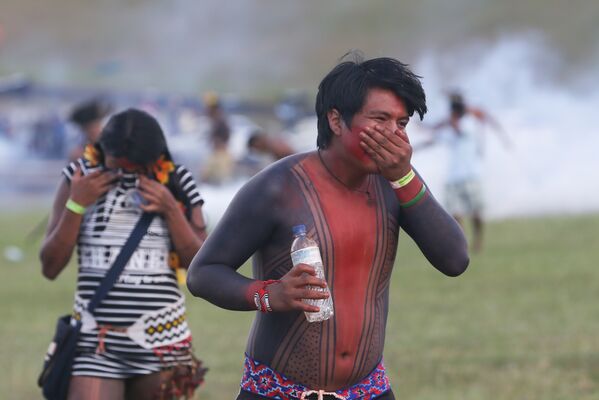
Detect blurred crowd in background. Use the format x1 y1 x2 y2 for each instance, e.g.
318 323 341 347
0 74 311 191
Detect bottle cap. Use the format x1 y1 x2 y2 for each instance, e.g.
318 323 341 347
292 224 306 236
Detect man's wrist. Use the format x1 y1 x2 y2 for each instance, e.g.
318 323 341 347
391 173 428 208
389 168 415 189
399 183 427 207
247 280 280 312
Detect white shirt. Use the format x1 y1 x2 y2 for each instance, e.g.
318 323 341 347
439 115 484 184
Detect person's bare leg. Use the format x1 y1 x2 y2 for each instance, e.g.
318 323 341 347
67 376 125 400
472 213 483 253
126 370 173 400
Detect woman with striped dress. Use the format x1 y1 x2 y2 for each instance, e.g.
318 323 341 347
40 108 207 399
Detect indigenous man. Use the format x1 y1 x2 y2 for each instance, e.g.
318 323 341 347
187 54 469 400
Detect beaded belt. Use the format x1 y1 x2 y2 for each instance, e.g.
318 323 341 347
240 354 391 399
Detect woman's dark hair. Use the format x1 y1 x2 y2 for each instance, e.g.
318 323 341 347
315 52 427 149
99 108 169 165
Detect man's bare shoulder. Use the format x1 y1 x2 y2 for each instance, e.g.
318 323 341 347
248 152 311 183
261 151 311 171
238 151 313 199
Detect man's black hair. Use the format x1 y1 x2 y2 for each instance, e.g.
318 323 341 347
315 52 427 149
449 92 466 117
69 98 111 127
247 130 262 148
99 108 169 166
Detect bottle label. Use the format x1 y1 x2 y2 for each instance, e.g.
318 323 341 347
291 247 324 276
291 246 322 265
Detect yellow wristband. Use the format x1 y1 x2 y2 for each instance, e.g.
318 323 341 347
390 169 415 189
65 199 87 215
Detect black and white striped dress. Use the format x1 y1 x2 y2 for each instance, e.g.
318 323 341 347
63 158 203 379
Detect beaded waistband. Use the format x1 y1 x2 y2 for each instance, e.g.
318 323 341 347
240 354 391 399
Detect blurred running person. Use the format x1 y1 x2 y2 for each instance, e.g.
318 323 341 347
67 98 112 161
428 92 510 252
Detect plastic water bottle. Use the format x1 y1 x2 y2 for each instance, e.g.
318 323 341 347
290 225 334 322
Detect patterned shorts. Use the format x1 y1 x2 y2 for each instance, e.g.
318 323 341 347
240 354 391 399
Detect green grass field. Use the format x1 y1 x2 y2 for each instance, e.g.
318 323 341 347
2 210 598 399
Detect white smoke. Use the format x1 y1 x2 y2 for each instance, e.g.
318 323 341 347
409 34 599 219
3 34 598 223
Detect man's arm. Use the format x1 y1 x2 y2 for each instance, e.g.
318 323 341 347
186 165 329 312
359 124 469 276
430 119 450 131
410 120 448 152
398 179 469 276
471 107 511 148
186 172 276 310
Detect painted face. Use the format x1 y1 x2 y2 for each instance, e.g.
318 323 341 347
103 154 149 174
339 87 410 170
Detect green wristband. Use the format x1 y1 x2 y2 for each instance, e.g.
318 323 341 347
400 184 427 208
65 199 87 215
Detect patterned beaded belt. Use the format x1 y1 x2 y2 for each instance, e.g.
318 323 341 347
75 295 191 349
240 354 391 399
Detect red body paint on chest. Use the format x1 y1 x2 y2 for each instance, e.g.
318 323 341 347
303 158 378 366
